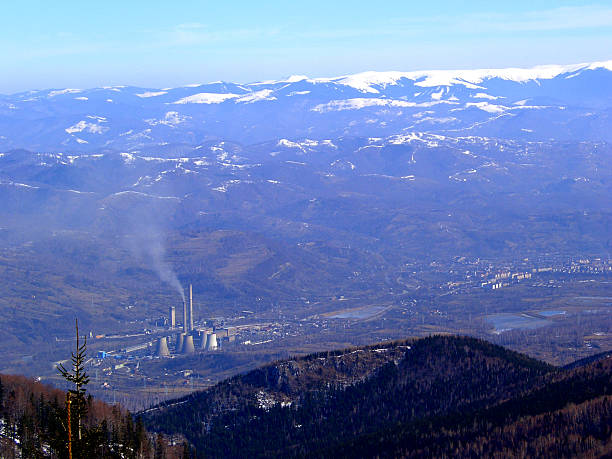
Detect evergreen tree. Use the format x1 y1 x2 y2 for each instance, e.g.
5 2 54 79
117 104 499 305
58 318 90 456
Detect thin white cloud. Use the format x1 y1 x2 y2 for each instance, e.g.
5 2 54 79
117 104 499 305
167 23 282 47
275 5 612 43
500 5 612 32
393 5 612 34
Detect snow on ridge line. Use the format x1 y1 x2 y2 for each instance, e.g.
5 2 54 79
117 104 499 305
465 102 507 114
288 90 311 96
277 138 336 149
249 75 309 86
136 91 168 98
111 190 180 200
172 92 240 104
312 98 455 112
319 61 612 91
171 89 277 104
473 93 502 100
12 60 612 98
236 89 276 103
0 180 40 189
48 88 83 97
250 60 612 93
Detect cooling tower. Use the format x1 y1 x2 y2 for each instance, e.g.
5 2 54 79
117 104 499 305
182 334 195 354
189 284 194 331
206 333 218 350
157 337 170 357
176 333 185 353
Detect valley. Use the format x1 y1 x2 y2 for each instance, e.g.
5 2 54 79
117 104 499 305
0 65 611 412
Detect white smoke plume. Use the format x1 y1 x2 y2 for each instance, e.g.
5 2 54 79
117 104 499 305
125 226 185 303
112 190 185 303
148 236 185 303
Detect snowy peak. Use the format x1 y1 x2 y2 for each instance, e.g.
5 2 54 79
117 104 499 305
2 60 612 151
5 60 612 98
153 60 612 94
307 60 612 92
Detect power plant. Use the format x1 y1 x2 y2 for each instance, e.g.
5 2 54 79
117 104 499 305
153 284 230 357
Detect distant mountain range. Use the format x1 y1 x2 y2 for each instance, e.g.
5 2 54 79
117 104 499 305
1 133 610 257
2 61 612 151
142 335 612 458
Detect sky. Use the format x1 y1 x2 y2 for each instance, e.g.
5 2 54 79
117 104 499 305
1 0 612 93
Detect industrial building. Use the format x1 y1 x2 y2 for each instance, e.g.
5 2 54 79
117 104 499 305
154 283 226 357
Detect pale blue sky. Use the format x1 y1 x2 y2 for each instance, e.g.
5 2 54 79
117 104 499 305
1 1 612 93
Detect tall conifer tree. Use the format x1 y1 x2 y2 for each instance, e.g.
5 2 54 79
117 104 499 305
58 318 90 453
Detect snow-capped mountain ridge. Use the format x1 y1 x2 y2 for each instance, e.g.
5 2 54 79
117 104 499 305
129 60 612 94
1 60 612 151
151 59 612 93
7 60 612 98
310 60 612 92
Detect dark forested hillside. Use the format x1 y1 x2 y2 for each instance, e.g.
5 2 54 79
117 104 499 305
0 373 184 458
327 352 612 458
142 335 612 458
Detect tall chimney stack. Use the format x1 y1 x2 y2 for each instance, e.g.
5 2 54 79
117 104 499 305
189 284 194 331
169 306 176 329
182 297 188 334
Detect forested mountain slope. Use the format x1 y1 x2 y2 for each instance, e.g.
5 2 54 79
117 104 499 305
142 335 612 457
0 373 183 458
